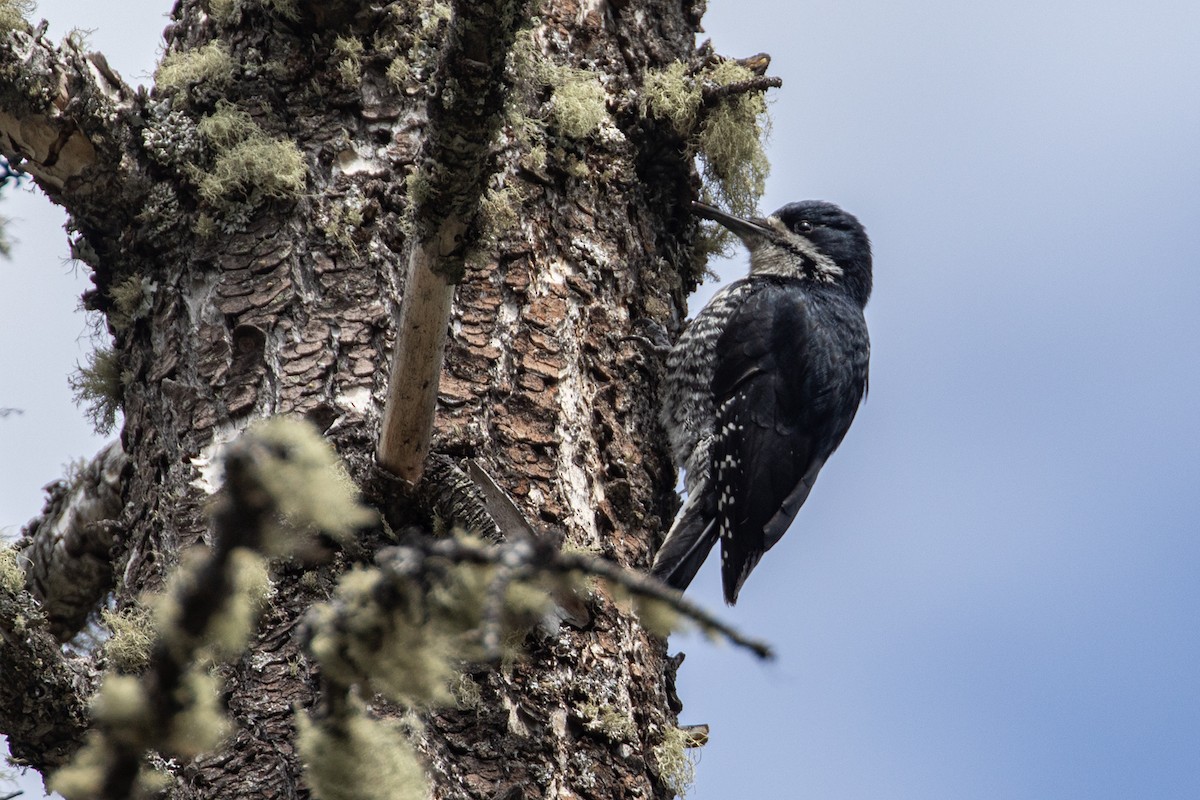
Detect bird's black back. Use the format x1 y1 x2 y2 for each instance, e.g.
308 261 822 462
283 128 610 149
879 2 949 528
710 276 869 602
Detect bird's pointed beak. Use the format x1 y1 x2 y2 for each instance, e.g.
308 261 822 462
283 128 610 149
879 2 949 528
690 201 773 245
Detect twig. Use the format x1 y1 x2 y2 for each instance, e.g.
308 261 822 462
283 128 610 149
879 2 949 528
700 75 783 109
553 549 774 660
376 535 774 661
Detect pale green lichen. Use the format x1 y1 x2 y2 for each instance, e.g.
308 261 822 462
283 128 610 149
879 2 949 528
0 546 25 595
641 59 771 219
563 154 590 179
380 0 451 90
549 70 607 138
136 182 184 239
297 702 428 800
201 548 273 657
698 61 771 215
167 669 232 758
653 725 697 798
156 41 235 93
107 274 154 332
68 345 125 435
633 595 681 639
243 416 377 548
193 102 307 206
0 0 33 31
102 605 156 672
641 60 699 136
90 675 153 744
149 544 272 666
197 103 260 147
321 191 366 253
333 35 364 87
307 569 457 708
305 536 563 713
385 56 411 88
450 673 483 711
194 212 218 238
578 700 637 743
206 0 298 24
521 144 547 172
511 31 609 140
478 182 526 236
49 737 115 799
206 0 235 22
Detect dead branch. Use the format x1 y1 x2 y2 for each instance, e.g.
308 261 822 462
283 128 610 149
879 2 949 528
376 534 775 661
0 559 93 773
0 26 134 207
377 0 532 482
17 440 128 642
700 75 784 108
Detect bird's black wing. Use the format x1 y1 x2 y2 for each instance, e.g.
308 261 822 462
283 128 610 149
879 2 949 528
710 279 835 603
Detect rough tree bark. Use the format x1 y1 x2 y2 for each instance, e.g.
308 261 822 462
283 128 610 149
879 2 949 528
0 0 772 797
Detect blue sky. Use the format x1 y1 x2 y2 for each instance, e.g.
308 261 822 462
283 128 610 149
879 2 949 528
4 2 1200 798
677 2 1200 799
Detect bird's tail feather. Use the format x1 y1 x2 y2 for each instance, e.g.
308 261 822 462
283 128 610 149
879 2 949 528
652 491 718 592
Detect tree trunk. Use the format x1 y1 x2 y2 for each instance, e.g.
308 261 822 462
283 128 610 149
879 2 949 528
0 0 742 796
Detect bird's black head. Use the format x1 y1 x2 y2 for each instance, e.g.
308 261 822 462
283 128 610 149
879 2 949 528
692 200 873 308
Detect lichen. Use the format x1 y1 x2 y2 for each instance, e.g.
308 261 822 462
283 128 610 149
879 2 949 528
450 673 483 711
385 56 411 88
306 569 458 708
697 61 771 216
549 70 607 138
205 0 298 24
633 595 681 639
578 700 637 743
653 725 697 798
200 548 273 657
136 182 184 240
205 0 235 22
511 31 609 141
333 35 364 87
379 0 451 91
641 59 772 219
242 416 377 548
641 60 699 136
297 702 428 800
192 102 306 207
156 41 235 93
107 274 155 332
102 605 155 672
193 212 218 238
478 181 525 237
142 104 204 169
320 189 366 253
0 545 24 595
68 345 125 435
0 0 33 31
166 669 232 758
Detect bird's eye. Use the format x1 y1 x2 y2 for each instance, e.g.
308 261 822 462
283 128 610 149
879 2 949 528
796 220 815 233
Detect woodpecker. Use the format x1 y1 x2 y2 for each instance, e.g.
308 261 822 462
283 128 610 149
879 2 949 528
652 200 872 604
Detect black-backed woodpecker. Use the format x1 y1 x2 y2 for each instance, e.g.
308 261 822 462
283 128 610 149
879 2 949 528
652 200 872 604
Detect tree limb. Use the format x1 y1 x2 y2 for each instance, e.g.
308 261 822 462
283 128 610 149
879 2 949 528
0 26 134 214
377 0 531 482
0 555 93 773
16 440 128 642
377 535 775 661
